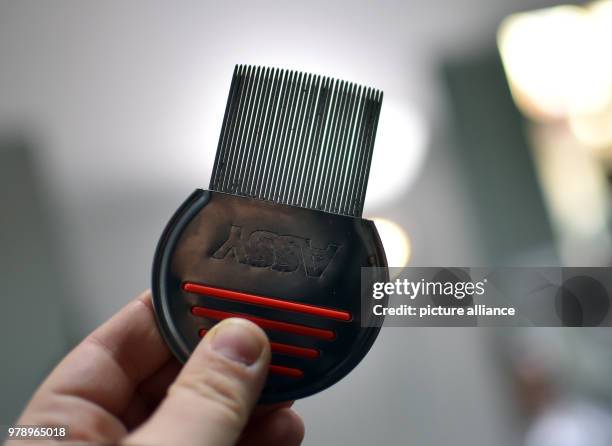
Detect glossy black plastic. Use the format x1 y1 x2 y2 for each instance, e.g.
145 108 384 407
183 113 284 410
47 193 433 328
152 189 388 403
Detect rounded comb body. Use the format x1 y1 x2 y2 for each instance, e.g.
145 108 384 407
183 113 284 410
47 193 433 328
152 189 388 403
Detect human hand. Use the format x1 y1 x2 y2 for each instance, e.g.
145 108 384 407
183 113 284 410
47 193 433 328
12 291 304 445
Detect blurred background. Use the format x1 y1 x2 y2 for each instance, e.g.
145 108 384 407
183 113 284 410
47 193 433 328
2 0 612 444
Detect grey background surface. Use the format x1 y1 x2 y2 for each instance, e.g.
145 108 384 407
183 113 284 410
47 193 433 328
0 0 567 444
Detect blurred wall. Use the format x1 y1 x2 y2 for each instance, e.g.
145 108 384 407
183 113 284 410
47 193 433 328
0 0 564 443
0 139 67 422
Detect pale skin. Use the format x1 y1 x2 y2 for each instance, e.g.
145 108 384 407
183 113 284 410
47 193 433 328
11 291 305 445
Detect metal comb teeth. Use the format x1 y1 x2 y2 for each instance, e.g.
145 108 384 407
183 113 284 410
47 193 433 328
209 65 383 218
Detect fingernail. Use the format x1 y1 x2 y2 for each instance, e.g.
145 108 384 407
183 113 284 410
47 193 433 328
208 319 264 365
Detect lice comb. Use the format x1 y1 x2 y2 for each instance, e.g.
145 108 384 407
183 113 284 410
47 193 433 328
152 65 389 403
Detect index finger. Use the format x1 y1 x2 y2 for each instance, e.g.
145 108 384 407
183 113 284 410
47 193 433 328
23 290 172 420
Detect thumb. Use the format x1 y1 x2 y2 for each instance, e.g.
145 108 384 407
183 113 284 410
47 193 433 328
125 318 271 446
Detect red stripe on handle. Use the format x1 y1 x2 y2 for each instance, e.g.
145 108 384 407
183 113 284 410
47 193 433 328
269 365 304 378
183 282 351 321
191 306 336 340
199 328 319 359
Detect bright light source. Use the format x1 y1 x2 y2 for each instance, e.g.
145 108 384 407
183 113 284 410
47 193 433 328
498 2 612 120
569 106 612 150
365 100 428 209
530 125 609 238
371 217 411 267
